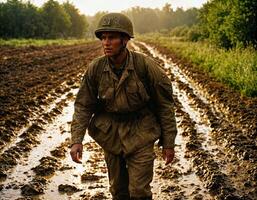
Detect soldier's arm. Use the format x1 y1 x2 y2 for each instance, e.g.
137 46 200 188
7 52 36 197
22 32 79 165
71 62 98 145
145 57 177 149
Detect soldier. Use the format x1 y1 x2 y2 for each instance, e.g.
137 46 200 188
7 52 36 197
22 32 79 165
70 13 177 200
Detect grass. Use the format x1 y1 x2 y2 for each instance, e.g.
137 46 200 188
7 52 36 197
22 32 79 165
138 33 257 97
0 38 95 47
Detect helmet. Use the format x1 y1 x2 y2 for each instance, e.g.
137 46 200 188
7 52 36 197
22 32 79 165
95 13 134 39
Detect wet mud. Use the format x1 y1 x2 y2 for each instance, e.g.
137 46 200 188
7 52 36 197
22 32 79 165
132 41 257 200
0 40 256 200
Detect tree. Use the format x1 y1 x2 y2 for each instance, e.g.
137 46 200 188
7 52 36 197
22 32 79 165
199 0 257 48
21 2 44 38
41 0 71 38
0 0 24 38
87 11 107 37
226 0 257 47
124 7 160 34
159 3 174 29
63 1 88 38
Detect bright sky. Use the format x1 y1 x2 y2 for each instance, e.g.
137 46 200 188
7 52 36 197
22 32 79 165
30 0 208 16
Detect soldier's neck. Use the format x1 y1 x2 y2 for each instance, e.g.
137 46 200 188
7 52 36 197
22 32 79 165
109 49 127 69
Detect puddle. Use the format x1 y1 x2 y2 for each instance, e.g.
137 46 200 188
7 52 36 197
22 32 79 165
1 42 251 200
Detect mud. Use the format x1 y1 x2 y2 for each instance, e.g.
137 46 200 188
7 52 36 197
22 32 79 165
0 40 256 200
21 177 47 196
132 41 256 200
58 184 82 194
0 42 102 146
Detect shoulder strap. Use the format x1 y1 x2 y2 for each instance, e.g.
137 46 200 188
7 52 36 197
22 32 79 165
93 56 107 88
131 51 150 95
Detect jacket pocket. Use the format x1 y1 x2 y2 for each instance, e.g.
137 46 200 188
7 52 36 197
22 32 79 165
88 113 111 147
126 81 149 109
99 85 114 100
94 113 112 133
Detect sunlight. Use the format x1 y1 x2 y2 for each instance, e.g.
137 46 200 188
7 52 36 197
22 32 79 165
30 0 208 15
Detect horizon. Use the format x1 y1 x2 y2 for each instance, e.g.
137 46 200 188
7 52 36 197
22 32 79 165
27 0 207 16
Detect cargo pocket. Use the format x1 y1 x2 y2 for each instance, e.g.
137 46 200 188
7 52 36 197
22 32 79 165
94 114 112 133
139 114 160 133
88 113 112 146
126 82 139 106
99 85 114 100
126 113 160 154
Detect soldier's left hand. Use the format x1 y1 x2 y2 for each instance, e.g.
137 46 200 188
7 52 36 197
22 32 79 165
162 148 175 165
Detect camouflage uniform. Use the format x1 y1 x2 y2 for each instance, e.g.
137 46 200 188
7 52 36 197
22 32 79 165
71 13 177 200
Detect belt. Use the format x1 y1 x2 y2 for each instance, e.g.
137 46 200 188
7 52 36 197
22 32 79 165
107 107 149 122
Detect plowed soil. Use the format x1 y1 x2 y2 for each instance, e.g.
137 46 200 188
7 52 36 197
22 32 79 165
0 40 256 200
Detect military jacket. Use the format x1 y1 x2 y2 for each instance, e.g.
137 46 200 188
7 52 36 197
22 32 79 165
71 49 177 155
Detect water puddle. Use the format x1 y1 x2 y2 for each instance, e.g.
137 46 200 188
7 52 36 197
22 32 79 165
1 42 243 200
134 42 219 154
132 42 215 199
137 41 210 104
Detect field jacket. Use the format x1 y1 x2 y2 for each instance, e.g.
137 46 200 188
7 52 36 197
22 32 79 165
71 49 177 155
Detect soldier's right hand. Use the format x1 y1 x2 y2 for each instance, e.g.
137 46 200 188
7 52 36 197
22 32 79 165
70 143 83 164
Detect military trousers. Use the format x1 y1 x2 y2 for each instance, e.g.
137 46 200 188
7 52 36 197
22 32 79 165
104 143 155 200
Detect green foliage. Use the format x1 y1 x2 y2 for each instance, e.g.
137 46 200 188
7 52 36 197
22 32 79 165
0 38 93 47
121 5 198 34
186 25 203 42
87 6 199 38
41 0 71 38
63 2 88 38
169 25 190 37
199 0 257 48
0 0 42 38
139 34 257 97
86 11 108 37
166 25 203 42
126 7 160 33
0 0 88 39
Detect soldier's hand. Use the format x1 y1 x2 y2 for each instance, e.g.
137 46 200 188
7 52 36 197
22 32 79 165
162 148 175 165
70 143 83 164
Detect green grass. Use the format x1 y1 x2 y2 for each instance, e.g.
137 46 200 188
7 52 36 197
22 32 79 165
138 33 257 97
0 38 95 47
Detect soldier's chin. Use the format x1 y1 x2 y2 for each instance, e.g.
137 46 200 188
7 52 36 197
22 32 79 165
104 51 114 57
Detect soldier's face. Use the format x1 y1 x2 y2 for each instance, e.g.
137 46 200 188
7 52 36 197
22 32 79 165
100 32 127 56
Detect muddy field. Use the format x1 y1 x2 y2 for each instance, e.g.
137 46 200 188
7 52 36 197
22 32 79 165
0 40 256 200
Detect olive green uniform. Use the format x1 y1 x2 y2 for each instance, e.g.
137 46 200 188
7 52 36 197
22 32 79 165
71 50 177 199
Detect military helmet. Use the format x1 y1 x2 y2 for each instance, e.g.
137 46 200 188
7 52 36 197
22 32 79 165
95 13 134 39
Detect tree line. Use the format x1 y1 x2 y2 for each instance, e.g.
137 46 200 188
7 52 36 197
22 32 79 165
0 1 199 39
86 4 199 37
86 1 257 49
1 0 256 49
0 0 88 38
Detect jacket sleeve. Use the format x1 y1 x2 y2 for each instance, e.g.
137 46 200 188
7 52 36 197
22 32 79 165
71 62 98 144
145 57 177 149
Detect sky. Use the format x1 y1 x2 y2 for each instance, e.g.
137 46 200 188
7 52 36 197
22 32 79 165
29 0 208 16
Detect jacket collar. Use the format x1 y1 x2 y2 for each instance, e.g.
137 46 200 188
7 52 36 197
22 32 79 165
103 49 134 72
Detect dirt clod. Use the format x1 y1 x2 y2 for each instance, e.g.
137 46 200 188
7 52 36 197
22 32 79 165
21 178 46 196
58 184 82 194
81 172 105 182
32 156 60 176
